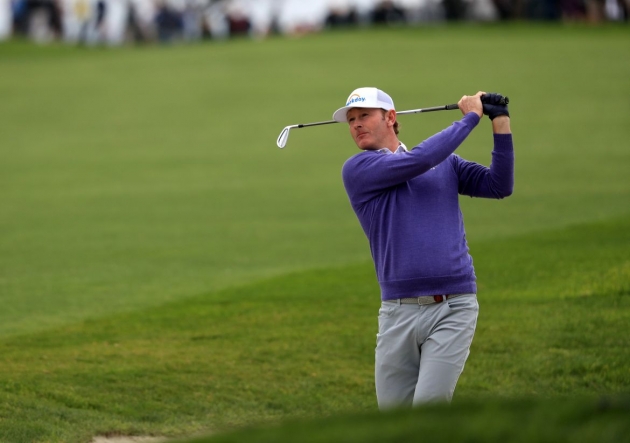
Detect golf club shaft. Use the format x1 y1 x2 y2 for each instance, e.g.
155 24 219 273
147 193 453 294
293 104 459 128
398 103 459 115
276 103 465 148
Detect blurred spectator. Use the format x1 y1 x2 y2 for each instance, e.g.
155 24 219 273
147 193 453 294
226 1 250 36
60 0 86 43
103 0 130 45
181 0 204 41
243 0 281 38
394 0 445 24
1 0 627 46
560 0 586 21
491 0 522 19
203 0 229 40
325 0 359 28
12 0 29 36
93 0 106 42
528 0 562 20
442 0 466 20
155 0 183 42
465 0 498 21
371 0 405 24
129 0 158 41
14 0 63 43
605 0 628 19
347 0 380 24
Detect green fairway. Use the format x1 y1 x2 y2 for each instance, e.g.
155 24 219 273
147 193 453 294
0 24 629 442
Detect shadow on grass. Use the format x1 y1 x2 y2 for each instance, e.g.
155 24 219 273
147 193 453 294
179 395 630 443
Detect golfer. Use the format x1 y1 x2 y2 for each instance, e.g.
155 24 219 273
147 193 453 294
334 87 513 409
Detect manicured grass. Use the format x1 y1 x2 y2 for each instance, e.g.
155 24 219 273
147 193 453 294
1 25 628 338
0 24 628 443
1 217 628 442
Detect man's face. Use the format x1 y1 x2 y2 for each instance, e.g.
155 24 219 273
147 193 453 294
346 107 394 151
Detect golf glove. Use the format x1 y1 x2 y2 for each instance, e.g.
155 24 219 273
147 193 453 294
481 93 510 120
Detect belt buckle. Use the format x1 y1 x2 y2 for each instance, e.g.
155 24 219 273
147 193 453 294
433 295 446 303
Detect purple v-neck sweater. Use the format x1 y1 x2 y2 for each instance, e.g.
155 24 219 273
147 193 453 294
341 113 514 301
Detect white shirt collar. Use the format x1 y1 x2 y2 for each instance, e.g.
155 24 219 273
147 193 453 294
377 142 408 154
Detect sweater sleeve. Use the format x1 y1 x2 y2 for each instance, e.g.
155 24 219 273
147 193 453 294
342 113 480 206
453 133 514 199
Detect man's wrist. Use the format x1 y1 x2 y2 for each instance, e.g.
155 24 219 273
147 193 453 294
492 115 511 134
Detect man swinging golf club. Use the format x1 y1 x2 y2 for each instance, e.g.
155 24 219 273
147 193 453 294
336 87 513 409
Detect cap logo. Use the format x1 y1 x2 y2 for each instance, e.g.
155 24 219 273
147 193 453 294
346 94 366 106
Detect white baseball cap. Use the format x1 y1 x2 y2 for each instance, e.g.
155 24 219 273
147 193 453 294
332 87 396 123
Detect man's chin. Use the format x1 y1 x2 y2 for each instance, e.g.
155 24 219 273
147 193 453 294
356 140 377 151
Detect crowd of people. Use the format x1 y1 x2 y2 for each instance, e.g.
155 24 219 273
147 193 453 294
0 0 627 45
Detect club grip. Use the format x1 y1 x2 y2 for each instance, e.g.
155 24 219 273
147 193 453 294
445 103 459 110
481 94 509 105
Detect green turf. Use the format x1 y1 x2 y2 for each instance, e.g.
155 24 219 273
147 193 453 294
1 24 629 338
1 217 628 442
0 24 629 442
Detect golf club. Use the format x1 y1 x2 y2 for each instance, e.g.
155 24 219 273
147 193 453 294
276 95 509 149
276 104 459 149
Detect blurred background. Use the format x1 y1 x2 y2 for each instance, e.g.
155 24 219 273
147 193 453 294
1 0 628 46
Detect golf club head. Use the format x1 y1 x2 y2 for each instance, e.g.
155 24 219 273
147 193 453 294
277 126 292 149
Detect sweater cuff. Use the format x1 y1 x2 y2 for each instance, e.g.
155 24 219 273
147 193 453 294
493 133 513 151
463 112 481 127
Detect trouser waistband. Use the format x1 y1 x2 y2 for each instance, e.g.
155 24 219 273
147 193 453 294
384 293 468 306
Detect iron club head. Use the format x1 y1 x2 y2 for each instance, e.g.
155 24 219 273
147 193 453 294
276 121 334 148
277 126 295 149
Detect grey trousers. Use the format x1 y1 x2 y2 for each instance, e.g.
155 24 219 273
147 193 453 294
375 294 478 409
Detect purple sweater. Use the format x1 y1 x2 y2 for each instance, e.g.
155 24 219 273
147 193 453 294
341 113 514 301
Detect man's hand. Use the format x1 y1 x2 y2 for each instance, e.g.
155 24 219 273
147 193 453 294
458 92 484 118
481 93 510 120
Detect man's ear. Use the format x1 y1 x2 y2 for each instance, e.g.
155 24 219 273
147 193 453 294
386 109 397 128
